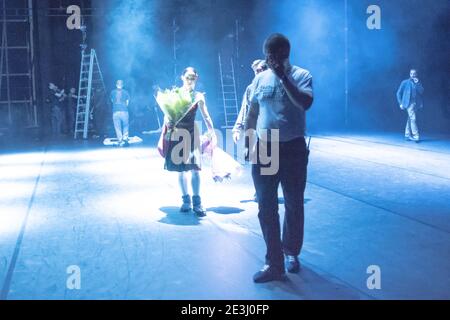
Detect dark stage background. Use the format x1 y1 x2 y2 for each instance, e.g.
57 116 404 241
2 0 450 141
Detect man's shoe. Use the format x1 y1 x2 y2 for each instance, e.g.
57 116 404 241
285 255 301 274
180 195 191 212
404 136 411 141
192 195 206 217
253 265 285 283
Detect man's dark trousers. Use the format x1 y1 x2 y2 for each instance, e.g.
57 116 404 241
252 137 309 270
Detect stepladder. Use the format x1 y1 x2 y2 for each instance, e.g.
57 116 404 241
74 49 106 139
219 54 239 129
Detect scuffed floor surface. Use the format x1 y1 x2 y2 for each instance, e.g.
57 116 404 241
1 132 449 299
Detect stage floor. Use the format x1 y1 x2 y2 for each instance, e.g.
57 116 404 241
1 132 449 300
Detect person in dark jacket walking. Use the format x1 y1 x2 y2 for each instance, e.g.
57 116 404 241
396 69 424 142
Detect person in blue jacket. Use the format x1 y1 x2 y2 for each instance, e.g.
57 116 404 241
396 69 424 142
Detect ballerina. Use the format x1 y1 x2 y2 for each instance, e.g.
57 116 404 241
156 67 216 217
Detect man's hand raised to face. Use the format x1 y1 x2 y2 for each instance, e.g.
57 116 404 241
266 53 287 80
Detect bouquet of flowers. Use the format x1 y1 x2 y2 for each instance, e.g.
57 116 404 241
155 87 194 157
155 87 194 124
200 134 243 183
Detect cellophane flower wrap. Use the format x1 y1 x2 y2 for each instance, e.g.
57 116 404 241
155 87 194 157
155 87 194 129
200 134 243 183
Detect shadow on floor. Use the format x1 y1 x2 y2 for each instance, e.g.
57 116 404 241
207 206 245 215
158 206 201 226
240 199 257 204
240 198 312 205
255 264 367 300
240 197 286 204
